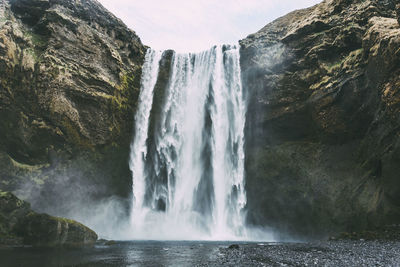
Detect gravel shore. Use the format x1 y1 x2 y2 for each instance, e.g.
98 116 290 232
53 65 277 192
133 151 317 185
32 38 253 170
215 241 400 266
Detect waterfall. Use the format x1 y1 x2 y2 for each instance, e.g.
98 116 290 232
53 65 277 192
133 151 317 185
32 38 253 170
129 45 249 240
129 49 163 230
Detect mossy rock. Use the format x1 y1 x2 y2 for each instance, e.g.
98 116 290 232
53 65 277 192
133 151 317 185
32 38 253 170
15 212 98 247
0 191 97 247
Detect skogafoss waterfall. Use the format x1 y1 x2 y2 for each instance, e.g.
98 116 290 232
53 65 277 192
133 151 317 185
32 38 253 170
129 45 251 240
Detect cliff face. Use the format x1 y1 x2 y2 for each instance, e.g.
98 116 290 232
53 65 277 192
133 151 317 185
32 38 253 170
241 0 400 238
0 0 145 212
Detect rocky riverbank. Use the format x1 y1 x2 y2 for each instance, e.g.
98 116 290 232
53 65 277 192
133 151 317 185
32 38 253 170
216 241 400 266
333 224 400 241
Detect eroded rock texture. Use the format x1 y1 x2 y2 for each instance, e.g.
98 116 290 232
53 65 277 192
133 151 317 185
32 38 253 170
241 0 400 238
0 0 145 214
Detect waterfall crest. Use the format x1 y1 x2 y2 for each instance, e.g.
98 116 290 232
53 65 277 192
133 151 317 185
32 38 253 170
129 45 251 240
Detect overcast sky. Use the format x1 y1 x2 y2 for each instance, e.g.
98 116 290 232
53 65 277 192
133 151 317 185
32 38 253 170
98 0 322 52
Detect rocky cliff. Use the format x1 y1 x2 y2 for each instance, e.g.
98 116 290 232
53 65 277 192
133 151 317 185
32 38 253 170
0 0 145 216
241 0 400 238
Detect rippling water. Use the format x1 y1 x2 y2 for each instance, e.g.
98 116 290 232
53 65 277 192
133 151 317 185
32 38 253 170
0 241 241 266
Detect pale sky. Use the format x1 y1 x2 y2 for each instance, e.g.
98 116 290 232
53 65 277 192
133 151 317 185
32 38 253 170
98 0 322 52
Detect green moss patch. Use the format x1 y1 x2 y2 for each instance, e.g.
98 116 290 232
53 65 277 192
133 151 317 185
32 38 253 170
61 118 94 150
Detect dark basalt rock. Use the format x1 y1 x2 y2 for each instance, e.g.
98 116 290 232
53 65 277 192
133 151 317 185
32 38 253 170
0 191 97 247
104 240 117 246
240 0 400 239
228 244 240 249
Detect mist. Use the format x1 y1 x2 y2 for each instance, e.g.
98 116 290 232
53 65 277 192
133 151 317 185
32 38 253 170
14 160 132 240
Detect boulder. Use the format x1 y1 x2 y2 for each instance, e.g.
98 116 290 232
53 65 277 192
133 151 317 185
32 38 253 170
228 244 240 249
0 191 97 247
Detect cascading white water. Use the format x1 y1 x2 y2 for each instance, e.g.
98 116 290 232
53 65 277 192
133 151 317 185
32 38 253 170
129 45 252 240
129 49 162 230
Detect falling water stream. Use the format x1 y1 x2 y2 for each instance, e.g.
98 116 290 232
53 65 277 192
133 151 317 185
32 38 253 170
129 45 251 240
